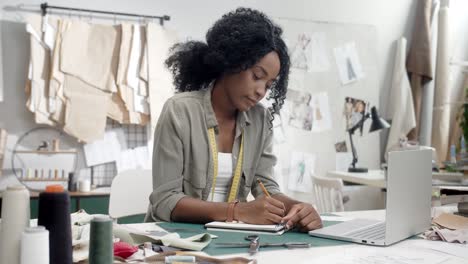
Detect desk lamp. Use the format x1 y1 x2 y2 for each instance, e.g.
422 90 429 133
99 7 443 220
348 106 390 173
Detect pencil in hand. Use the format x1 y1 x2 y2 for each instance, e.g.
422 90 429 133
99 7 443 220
257 179 271 197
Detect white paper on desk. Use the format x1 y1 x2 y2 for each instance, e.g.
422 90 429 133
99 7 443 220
310 92 332 132
333 42 365 85
336 152 353 171
398 239 468 259
288 151 315 192
115 146 150 173
83 128 127 166
309 244 451 264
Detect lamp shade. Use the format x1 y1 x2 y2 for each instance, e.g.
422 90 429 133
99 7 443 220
369 106 390 133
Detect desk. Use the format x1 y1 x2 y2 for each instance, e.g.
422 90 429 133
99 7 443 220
125 209 468 263
327 170 467 189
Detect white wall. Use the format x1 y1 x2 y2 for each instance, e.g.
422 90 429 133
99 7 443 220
1 0 466 208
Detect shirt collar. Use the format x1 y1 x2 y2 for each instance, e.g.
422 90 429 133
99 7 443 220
202 82 251 130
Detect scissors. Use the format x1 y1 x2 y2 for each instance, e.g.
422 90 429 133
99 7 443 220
215 241 311 249
245 235 260 255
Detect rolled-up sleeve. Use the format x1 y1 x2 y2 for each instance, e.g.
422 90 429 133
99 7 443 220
251 114 282 198
147 99 186 222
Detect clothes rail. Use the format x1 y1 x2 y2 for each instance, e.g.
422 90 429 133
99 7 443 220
40 2 170 25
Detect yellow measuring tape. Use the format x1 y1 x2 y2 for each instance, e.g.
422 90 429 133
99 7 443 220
208 127 244 203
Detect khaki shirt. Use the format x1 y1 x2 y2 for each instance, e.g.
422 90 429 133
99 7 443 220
146 86 282 222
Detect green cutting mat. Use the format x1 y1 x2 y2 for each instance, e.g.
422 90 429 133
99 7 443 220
157 220 349 256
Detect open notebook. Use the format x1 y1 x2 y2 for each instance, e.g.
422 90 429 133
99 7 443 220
205 221 286 235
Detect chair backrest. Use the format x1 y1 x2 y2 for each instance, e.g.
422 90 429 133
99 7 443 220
109 169 152 219
311 175 345 213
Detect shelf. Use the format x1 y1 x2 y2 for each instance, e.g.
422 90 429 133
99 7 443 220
21 178 68 182
14 150 77 154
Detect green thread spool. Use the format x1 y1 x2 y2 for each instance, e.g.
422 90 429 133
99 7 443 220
89 216 113 264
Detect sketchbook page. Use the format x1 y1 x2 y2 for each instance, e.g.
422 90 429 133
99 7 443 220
206 227 285 236
205 221 284 233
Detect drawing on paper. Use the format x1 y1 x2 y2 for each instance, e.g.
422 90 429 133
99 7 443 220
286 89 313 131
288 151 316 192
290 32 330 72
334 42 365 85
310 92 332 132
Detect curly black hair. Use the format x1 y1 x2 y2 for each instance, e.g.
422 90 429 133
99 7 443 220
165 8 290 126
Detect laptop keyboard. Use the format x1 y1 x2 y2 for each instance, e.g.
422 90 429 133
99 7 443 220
345 222 386 241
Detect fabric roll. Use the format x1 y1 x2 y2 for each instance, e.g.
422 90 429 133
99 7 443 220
0 185 30 264
419 0 440 146
21 226 49 264
406 0 434 141
37 185 73 264
146 23 178 141
386 38 416 154
88 216 113 264
432 0 451 163
60 21 121 93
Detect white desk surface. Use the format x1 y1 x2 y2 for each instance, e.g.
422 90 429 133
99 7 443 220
126 209 468 263
327 170 467 189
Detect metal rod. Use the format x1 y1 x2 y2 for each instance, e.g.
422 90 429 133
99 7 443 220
40 2 170 25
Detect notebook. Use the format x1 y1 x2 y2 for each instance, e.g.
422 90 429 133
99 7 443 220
205 221 286 235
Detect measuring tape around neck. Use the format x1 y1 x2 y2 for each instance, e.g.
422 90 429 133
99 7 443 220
208 127 244 203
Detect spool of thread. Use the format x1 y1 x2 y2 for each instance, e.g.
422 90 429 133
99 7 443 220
37 184 72 264
89 216 113 264
78 179 91 192
21 226 49 264
68 172 76 192
0 185 30 264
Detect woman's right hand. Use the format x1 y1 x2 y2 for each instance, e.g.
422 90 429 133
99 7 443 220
235 196 286 225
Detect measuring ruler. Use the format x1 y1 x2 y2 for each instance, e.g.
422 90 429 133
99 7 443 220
207 127 244 202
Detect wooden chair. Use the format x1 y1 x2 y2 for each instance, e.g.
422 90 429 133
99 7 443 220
108 169 152 220
311 175 348 213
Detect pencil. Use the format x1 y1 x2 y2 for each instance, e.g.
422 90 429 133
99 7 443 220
257 179 271 197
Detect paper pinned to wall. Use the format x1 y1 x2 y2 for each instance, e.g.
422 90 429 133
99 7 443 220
310 92 332 132
290 32 330 72
334 42 365 85
116 146 150 173
288 151 316 192
286 89 313 131
83 128 127 166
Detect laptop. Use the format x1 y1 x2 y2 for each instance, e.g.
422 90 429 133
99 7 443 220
309 149 433 246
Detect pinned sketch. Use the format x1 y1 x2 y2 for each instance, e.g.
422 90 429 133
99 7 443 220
116 146 150 173
310 92 332 132
273 115 286 144
344 97 368 131
83 128 127 167
335 141 348 152
288 152 316 192
336 152 353 171
334 42 365 85
286 89 313 131
290 33 330 72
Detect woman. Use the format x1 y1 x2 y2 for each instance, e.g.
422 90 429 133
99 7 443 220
146 8 322 232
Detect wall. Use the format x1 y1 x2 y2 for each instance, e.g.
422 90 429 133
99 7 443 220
1 0 466 208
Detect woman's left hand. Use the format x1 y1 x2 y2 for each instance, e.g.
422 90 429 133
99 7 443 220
281 203 322 232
